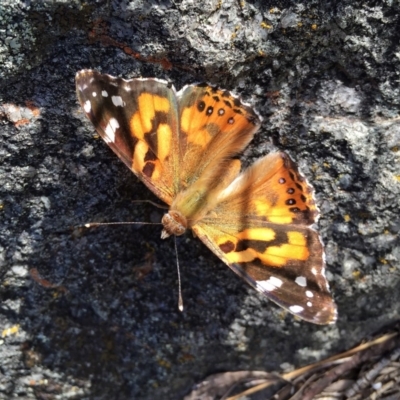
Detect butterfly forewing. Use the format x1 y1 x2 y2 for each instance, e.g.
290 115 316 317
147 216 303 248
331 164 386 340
76 70 180 205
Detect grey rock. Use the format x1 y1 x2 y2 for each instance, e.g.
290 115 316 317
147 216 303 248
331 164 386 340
1 1 400 399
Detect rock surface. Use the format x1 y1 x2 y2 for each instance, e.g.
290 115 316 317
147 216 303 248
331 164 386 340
1 1 399 399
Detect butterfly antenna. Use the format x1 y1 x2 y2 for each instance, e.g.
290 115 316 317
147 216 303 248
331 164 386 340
130 200 168 210
83 221 162 228
174 235 184 312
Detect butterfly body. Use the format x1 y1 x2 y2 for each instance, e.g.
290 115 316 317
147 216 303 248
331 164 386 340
76 70 337 324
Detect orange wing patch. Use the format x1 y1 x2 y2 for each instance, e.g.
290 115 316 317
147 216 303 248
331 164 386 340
210 227 310 267
214 152 319 226
179 85 259 148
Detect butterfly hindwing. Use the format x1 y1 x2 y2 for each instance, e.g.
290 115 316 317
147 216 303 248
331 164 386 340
167 84 262 225
177 84 261 189
192 152 337 324
194 222 336 324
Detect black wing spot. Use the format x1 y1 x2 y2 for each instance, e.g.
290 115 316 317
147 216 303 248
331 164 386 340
142 162 155 178
219 241 235 253
223 100 232 108
144 149 157 162
197 100 206 112
221 90 231 98
233 97 241 107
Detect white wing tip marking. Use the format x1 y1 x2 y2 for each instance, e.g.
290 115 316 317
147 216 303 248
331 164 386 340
111 95 125 107
83 100 91 113
256 276 283 292
104 118 119 143
78 82 88 91
295 276 307 287
289 305 304 313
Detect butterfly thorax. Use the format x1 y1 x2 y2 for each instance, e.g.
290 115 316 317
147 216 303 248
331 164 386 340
160 185 217 239
160 158 244 239
161 210 187 239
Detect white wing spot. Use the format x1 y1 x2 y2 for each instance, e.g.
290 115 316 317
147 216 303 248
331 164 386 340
102 90 109 97
306 290 314 298
307 301 312 307
83 100 91 113
289 305 304 313
104 118 119 143
92 91 97 97
295 276 307 287
269 276 283 287
256 276 283 292
112 95 125 107
311 267 317 275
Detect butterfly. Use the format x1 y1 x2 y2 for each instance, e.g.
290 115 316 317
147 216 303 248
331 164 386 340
75 70 337 325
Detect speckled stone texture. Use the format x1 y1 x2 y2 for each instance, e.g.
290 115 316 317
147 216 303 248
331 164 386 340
1 1 399 399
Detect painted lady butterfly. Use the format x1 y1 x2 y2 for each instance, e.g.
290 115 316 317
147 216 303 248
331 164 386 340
75 70 337 324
